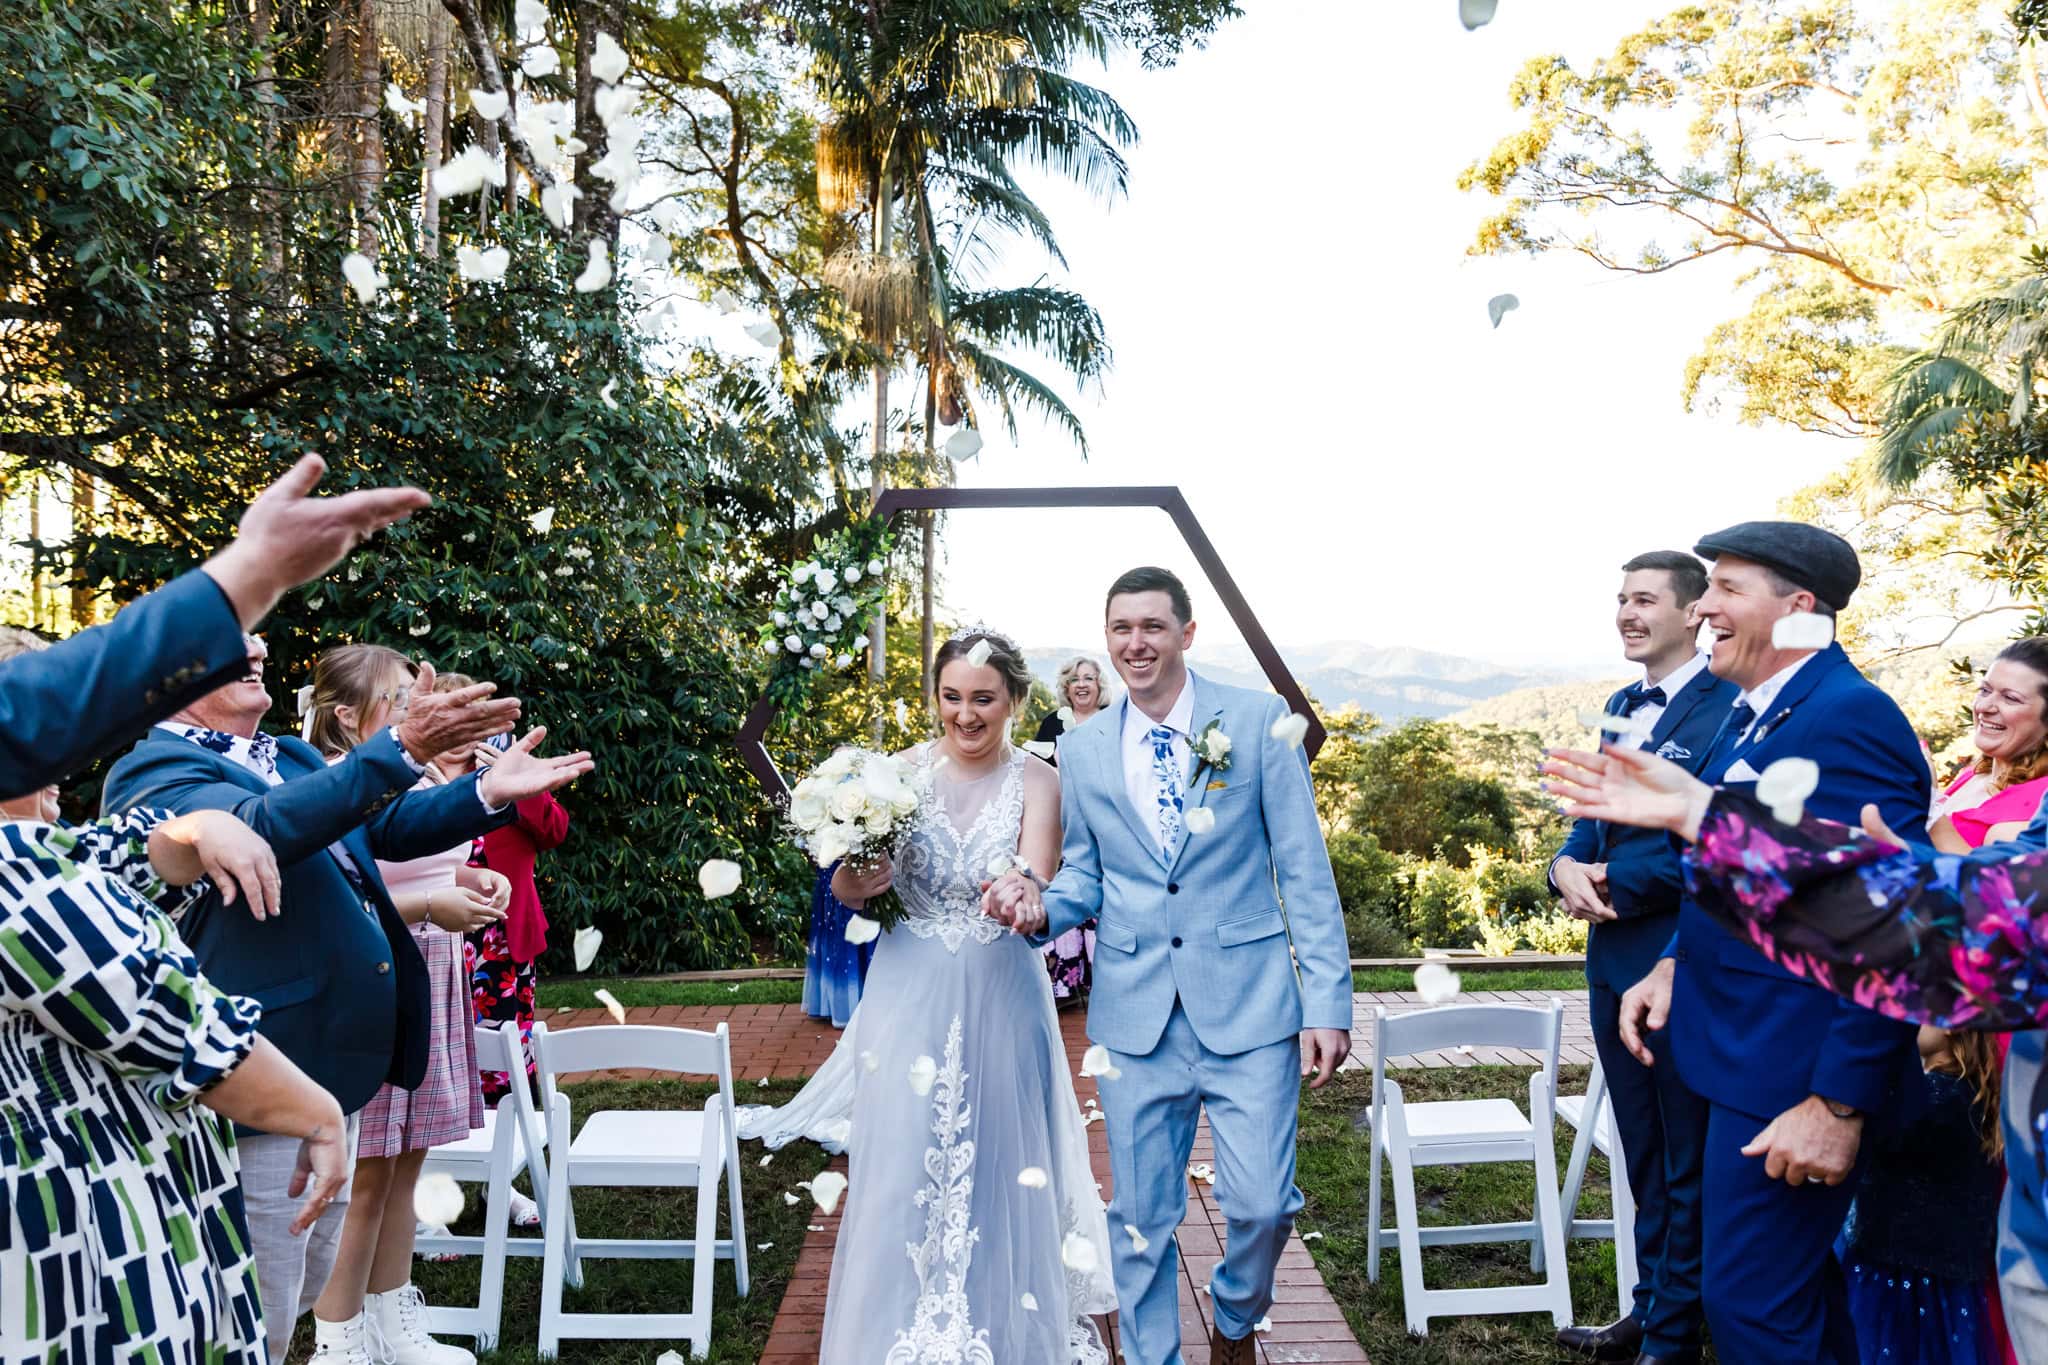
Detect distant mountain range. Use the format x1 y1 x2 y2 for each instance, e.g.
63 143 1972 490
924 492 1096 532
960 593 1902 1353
1020 641 1592 720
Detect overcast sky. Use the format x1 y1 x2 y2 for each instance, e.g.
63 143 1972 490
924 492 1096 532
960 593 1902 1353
915 0 1856 675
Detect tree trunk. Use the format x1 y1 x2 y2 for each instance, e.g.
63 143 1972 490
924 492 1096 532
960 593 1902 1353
69 470 95 627
867 181 892 740
353 0 384 255
476 109 499 232
571 0 624 247
27 484 43 630
921 358 938 694
252 0 285 281
421 3 449 258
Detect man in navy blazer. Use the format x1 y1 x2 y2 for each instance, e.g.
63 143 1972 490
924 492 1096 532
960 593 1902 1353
1552 551 1735 1365
0 455 426 798
1619 522 1928 1365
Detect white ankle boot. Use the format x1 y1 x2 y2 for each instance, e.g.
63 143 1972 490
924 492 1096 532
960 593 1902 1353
365 1284 475 1365
309 1312 379 1364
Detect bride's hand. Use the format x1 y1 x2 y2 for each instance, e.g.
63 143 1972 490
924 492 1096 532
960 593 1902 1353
1539 743 1716 842
831 857 893 908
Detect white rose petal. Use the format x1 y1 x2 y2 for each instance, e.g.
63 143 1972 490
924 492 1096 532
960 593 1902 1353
1577 707 1653 743
600 379 619 410
1183 807 1216 835
574 239 611 293
783 1192 799 1206
806 1170 847 1216
860 1050 879 1073
1255 1316 1273 1334
454 243 510 284
515 0 549 33
340 252 386 305
966 639 994 668
1460 0 1500 30
844 914 881 945
744 320 782 348
894 699 911 726
521 46 561 78
655 1352 685 1365
1060 1232 1098 1274
1757 756 1821 825
1487 292 1519 327
698 859 742 899
908 1055 938 1095
1020 1292 1039 1311
1126 1224 1150 1253
945 428 983 461
1080 1045 1122 1081
432 144 505 199
414 1172 465 1227
1772 612 1836 652
529 506 556 534
1270 711 1311 748
1302 1230 1324 1241
1414 959 1462 1004
593 987 626 1024
469 87 508 122
833 653 854 670
1016 1167 1049 1189
541 181 582 231
759 1154 773 1167
385 83 424 120
572 925 602 971
591 32 630 83
712 288 741 314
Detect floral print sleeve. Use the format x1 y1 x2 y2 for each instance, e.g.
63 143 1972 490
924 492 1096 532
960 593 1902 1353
1684 788 2048 1031
43 807 208 921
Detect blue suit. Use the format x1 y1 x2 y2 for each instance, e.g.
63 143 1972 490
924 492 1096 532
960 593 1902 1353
102 728 511 1116
1663 644 1927 1363
1040 673 1351 1364
1550 661 1735 1355
0 572 248 798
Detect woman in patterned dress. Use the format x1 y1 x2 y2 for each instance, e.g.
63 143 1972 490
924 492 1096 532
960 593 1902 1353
0 629 349 1363
303 652 509 1365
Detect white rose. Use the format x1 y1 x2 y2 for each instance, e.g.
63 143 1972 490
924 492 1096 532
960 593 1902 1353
835 595 856 614
834 653 854 669
867 558 885 575
829 783 868 821
809 642 829 659
801 658 816 670
761 639 778 655
812 601 831 621
1206 731 1232 758
862 763 912 812
818 749 858 780
773 611 788 626
813 822 853 866
843 565 861 584
785 634 804 653
815 568 837 592
865 808 894 837
825 613 843 632
789 782 829 829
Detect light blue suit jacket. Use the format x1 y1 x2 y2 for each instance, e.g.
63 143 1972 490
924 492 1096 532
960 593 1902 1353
1040 672 1353 1057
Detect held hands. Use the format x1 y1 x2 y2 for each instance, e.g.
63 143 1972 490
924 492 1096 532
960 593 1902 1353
396 662 520 764
1552 857 1615 923
979 871 1046 935
425 885 505 933
462 867 512 915
1741 1094 1863 1188
1617 958 1676 1066
1540 744 1715 842
476 727 595 807
830 856 894 908
153 810 282 920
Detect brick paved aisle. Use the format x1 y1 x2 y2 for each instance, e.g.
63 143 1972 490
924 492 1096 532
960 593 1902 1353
536 987 1591 1363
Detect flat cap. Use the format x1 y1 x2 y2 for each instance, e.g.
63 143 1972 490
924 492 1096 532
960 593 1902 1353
1693 520 1860 612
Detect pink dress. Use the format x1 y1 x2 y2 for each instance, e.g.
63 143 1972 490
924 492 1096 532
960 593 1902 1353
356 771 485 1156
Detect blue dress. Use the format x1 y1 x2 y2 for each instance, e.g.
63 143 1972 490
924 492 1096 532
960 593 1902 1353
1838 1069 2000 1365
802 866 873 1028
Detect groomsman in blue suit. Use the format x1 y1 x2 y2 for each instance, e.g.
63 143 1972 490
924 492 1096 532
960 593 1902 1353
1552 551 1735 1365
1618 522 1928 1364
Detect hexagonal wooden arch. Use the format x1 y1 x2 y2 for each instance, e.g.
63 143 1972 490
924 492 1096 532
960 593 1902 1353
735 485 1328 799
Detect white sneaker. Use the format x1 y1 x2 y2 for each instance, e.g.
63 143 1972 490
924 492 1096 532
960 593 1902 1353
508 1189 541 1227
309 1312 379 1365
365 1283 475 1365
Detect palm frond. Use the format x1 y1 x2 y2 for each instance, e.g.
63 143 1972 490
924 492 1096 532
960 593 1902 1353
1872 351 2009 486
951 337 1088 452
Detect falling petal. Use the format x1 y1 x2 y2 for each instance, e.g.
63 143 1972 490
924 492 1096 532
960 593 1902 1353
860 1050 879 1073
699 858 742 898
966 638 994 668
944 428 984 461
413 1172 464 1226
1270 711 1310 748
807 1170 847 1215
574 239 611 293
1020 1292 1039 1311
1080 1044 1122 1081
711 288 741 314
1017 1167 1049 1189
649 199 683 232
541 181 582 231
908 1055 938 1095
1414 959 1462 1003
529 506 556 534
594 83 636 129
1772 612 1835 651
1576 707 1653 743
641 233 672 267
1126 1224 1150 1253
521 46 561 78
515 0 550 32
1302 1230 1325 1241
1254 1316 1273 1334
1487 292 1520 328
454 244 510 284
385 83 424 120
572 924 601 971
470 87 509 122
759 1154 773 1167
1184 807 1216 835
340 252 385 305
757 1075 769 1087
593 988 626 1024
655 1354 684 1365
433 144 505 199
600 379 619 410
743 320 781 348
591 32 630 83
1756 756 1819 831
844 914 881 945
1060 1232 1098 1274
783 1192 799 1206
1459 0 1500 28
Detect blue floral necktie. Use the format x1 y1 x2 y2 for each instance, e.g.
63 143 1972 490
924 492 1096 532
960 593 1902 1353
1149 724 1184 854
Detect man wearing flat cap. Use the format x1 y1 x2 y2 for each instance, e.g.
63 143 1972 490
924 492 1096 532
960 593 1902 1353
1612 521 1927 1365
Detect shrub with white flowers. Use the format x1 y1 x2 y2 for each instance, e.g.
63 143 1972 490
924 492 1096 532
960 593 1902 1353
758 519 893 706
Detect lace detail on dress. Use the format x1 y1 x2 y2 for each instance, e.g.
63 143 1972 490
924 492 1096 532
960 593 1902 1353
898 749 1025 954
887 1014 994 1365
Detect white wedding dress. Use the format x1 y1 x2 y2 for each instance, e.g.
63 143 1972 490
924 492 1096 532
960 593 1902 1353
737 745 1115 1363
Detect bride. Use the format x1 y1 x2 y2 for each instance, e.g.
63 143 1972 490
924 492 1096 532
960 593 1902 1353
738 626 1115 1363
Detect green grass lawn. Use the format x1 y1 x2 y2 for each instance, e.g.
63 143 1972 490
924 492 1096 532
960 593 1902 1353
537 967 1588 1012
291 1078 829 1364
1294 1064 1716 1364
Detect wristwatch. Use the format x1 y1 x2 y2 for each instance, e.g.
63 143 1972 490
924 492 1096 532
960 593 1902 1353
1822 1099 1862 1121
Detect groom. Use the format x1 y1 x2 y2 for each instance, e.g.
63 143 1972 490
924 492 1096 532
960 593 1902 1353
985 566 1353 1365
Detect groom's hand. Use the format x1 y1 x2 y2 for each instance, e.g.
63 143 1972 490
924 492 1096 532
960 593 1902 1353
979 872 1045 934
1300 1028 1350 1089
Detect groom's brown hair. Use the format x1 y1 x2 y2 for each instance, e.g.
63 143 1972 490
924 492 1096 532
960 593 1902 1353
1105 566 1192 625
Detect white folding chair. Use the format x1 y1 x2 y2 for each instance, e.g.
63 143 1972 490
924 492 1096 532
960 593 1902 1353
416 1021 552 1350
1365 1000 1573 1336
1548 1051 1639 1310
534 1022 750 1360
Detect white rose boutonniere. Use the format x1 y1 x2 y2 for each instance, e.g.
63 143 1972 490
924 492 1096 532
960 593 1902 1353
1193 719 1233 775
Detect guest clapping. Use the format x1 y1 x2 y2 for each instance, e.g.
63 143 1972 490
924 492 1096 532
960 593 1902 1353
1929 637 2048 852
99 638 590 1362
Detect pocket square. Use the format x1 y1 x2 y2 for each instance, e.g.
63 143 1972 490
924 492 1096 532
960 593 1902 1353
1206 780 1227 791
1723 758 1763 783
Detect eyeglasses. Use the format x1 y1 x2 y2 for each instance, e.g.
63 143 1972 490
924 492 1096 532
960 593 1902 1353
374 686 413 711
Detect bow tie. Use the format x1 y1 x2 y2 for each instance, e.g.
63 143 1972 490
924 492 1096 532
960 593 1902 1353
1619 683 1667 716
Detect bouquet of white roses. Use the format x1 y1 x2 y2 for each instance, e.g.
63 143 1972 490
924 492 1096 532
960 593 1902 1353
786 746 927 929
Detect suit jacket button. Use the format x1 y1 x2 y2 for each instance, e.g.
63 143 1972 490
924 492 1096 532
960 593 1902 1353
376 961 391 974
1166 882 1179 894
1675 948 1688 962
1170 936 1183 949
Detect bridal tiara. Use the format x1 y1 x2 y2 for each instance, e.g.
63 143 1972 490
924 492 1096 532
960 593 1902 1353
956 622 1019 652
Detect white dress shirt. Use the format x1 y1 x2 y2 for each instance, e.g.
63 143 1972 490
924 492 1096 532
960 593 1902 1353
1734 653 1816 742
1629 651 1710 745
1119 675 1195 851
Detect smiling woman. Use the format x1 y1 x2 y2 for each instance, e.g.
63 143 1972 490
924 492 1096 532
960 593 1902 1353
1930 637 2048 852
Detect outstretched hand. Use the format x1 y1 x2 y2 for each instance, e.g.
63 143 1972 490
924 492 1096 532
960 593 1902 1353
477 726 594 807
1540 744 1715 842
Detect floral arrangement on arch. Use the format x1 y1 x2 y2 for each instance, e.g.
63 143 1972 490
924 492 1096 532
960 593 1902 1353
758 519 894 706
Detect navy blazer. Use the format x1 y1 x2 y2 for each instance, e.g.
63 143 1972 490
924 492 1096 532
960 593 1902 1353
1666 644 1928 1119
1552 662 1738 993
0 572 248 798
101 728 512 1116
